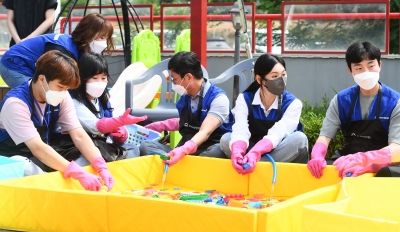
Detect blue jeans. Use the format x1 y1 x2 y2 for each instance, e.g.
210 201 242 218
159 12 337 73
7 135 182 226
220 131 309 163
74 143 140 167
0 61 31 88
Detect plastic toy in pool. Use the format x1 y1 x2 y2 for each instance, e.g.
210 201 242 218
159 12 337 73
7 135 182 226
116 184 284 209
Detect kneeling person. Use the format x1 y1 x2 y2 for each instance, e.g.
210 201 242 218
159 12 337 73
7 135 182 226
0 51 114 191
220 54 308 175
140 51 234 166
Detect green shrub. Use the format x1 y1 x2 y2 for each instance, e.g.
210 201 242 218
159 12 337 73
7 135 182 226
300 94 344 159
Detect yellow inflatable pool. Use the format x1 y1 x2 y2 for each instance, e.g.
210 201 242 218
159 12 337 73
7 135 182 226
0 155 343 232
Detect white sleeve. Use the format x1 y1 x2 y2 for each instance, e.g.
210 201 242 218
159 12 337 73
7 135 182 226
72 99 101 134
264 99 303 148
229 94 251 149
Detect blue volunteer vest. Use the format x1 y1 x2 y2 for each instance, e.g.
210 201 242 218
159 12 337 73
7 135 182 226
0 81 60 142
243 90 302 144
176 81 233 135
69 92 113 119
1 34 79 77
243 90 297 120
337 83 400 134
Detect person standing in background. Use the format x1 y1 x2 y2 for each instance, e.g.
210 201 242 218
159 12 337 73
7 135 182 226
3 0 58 47
0 13 114 88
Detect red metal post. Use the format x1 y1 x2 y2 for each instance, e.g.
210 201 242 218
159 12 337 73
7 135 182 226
267 19 272 53
191 0 207 68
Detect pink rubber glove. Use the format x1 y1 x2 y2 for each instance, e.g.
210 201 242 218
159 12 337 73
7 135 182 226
145 118 179 133
165 140 197 167
92 156 115 190
96 108 147 134
342 163 388 177
242 138 273 174
230 140 248 174
307 142 328 179
111 126 128 144
63 161 102 191
333 148 392 177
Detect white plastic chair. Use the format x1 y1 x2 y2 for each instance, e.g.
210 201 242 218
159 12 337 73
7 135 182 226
109 62 161 116
125 58 208 121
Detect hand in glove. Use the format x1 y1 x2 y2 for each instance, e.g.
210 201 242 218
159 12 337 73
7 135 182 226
145 118 179 133
333 148 392 177
110 126 128 144
64 161 102 191
307 142 328 179
343 163 389 177
96 108 147 134
242 138 273 174
165 140 197 166
230 140 247 174
92 156 115 190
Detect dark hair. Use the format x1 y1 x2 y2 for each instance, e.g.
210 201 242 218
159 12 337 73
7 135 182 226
71 13 115 55
69 52 113 115
244 54 286 93
33 50 80 89
168 51 203 79
346 41 381 71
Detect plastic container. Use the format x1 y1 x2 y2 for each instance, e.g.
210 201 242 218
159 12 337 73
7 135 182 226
0 155 24 180
125 124 161 146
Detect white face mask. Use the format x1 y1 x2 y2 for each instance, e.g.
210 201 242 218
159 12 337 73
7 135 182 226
89 40 107 54
353 71 379 90
86 82 107 98
171 76 189 96
41 79 67 106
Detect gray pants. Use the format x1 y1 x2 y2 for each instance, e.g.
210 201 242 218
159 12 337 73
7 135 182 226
220 131 309 163
139 140 227 159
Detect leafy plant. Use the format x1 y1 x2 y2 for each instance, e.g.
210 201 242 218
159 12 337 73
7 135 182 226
301 94 344 159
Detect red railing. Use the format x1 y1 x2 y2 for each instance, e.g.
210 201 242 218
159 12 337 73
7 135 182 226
159 2 256 53
1 1 400 54
280 0 392 54
60 4 154 34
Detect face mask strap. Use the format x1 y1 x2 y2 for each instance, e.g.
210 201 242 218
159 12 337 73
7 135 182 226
40 76 50 94
178 75 186 86
44 78 51 91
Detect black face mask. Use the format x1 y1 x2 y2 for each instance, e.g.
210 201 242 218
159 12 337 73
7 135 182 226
263 76 285 95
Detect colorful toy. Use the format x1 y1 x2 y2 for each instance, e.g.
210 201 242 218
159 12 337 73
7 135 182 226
121 184 285 210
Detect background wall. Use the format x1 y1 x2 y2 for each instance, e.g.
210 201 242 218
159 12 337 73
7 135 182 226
105 54 400 106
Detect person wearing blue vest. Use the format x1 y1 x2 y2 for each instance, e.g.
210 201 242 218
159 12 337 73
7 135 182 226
66 53 147 165
139 51 234 166
220 54 308 175
0 51 114 191
0 13 114 88
308 41 400 178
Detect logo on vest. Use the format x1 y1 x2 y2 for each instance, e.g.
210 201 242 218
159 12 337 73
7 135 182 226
184 122 200 130
350 133 371 139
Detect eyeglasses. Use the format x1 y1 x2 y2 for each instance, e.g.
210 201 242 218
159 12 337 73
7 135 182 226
170 74 187 84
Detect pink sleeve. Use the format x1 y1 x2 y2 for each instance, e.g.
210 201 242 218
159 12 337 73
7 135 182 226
57 92 82 133
0 98 40 145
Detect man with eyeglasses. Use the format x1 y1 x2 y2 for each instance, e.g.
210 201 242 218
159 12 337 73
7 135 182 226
139 51 234 166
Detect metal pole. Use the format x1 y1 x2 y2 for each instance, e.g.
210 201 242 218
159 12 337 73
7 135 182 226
233 29 241 107
234 29 241 64
121 0 131 68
